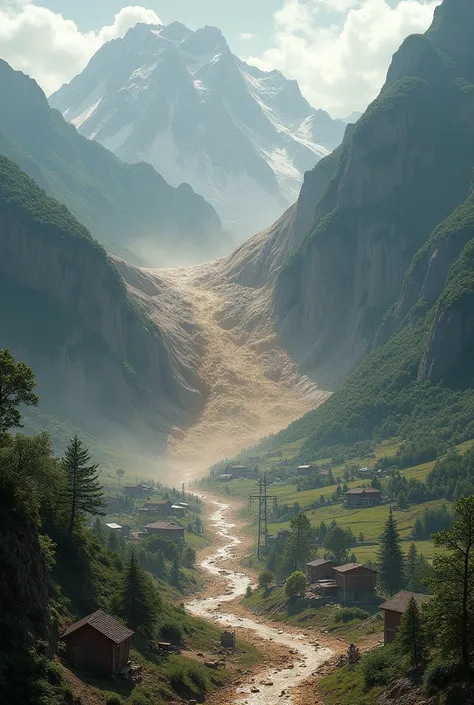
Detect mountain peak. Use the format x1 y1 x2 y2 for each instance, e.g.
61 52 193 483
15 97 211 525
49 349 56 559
426 0 474 80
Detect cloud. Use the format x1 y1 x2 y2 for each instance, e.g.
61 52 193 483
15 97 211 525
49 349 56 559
246 0 441 117
239 32 256 41
0 3 162 96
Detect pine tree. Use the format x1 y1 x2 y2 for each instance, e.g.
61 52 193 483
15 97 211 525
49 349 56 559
378 508 404 595
405 543 430 593
397 597 427 669
63 435 104 533
92 516 105 544
119 552 159 634
281 512 314 575
156 549 166 578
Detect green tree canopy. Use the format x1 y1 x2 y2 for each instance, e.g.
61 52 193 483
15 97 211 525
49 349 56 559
0 349 38 433
324 525 353 563
281 512 315 575
258 570 274 592
62 435 104 533
285 571 307 602
118 552 159 634
378 508 405 596
396 597 427 669
428 495 474 669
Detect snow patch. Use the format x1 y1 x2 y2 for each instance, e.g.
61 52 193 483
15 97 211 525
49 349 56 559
71 98 102 129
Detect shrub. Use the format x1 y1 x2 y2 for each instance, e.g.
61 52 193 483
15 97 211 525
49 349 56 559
105 695 123 705
334 607 370 623
167 659 210 697
45 661 63 685
158 618 185 646
362 645 402 688
424 659 461 692
245 585 252 598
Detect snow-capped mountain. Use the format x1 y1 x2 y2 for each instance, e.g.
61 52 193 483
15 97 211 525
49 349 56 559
50 22 346 239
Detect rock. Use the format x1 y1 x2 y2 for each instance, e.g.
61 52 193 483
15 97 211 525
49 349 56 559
250 687 260 693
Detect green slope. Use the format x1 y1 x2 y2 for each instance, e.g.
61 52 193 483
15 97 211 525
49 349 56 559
0 58 229 266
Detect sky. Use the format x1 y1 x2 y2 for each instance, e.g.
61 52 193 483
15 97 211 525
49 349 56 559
0 0 442 117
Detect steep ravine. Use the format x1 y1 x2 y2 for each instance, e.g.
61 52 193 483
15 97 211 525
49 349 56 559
119 261 330 472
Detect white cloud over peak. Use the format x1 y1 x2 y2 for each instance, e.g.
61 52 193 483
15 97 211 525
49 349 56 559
246 0 441 117
0 3 162 95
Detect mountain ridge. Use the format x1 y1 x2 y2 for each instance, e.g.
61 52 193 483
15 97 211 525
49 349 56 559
50 21 346 239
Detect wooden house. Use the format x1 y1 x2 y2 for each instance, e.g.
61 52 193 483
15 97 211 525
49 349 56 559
307 559 335 583
296 464 317 476
345 488 381 507
380 591 431 644
334 563 377 603
143 521 185 543
142 499 173 517
62 610 134 675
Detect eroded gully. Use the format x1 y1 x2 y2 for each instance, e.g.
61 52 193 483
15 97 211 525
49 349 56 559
187 500 333 705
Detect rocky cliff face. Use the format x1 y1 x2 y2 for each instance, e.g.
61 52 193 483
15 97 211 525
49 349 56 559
0 157 204 452
268 0 474 387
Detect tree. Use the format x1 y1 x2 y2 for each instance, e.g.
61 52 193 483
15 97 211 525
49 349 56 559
378 508 404 596
62 435 104 533
397 491 408 510
258 570 274 593
405 543 430 593
396 597 427 669
281 512 314 575
155 549 166 578
358 532 365 544
107 529 121 554
93 517 105 544
118 552 159 634
371 476 382 491
428 496 474 669
170 555 181 588
0 349 38 433
324 525 352 563
183 546 196 568
285 571 307 602
116 469 125 487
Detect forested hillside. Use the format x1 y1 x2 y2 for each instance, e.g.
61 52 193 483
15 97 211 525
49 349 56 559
235 0 474 469
0 58 228 266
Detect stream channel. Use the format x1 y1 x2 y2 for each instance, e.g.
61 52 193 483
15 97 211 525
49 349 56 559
187 500 333 705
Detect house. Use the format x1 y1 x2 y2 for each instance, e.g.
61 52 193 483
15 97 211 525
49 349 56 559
277 529 292 541
296 464 317 476
104 496 120 514
105 522 122 532
380 591 431 644
356 467 376 478
216 474 233 482
123 484 145 498
248 456 260 465
171 504 187 517
225 464 256 478
345 488 381 507
307 559 335 583
142 499 173 517
62 610 134 675
143 521 185 543
334 563 377 603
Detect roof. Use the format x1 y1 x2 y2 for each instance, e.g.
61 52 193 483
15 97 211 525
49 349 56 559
105 522 122 530
297 464 314 469
380 591 431 613
334 563 378 574
62 610 134 643
171 504 186 510
144 521 184 531
345 488 381 495
145 499 171 505
307 559 334 567
124 484 142 489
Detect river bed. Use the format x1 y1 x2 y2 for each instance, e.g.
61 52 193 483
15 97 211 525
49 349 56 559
187 500 333 705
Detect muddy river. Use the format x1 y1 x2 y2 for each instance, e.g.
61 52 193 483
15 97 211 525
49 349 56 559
187 500 333 704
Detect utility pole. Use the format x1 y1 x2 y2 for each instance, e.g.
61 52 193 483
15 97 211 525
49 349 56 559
249 473 277 560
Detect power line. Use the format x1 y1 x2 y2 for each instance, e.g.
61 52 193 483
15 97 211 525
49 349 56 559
248 473 277 560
